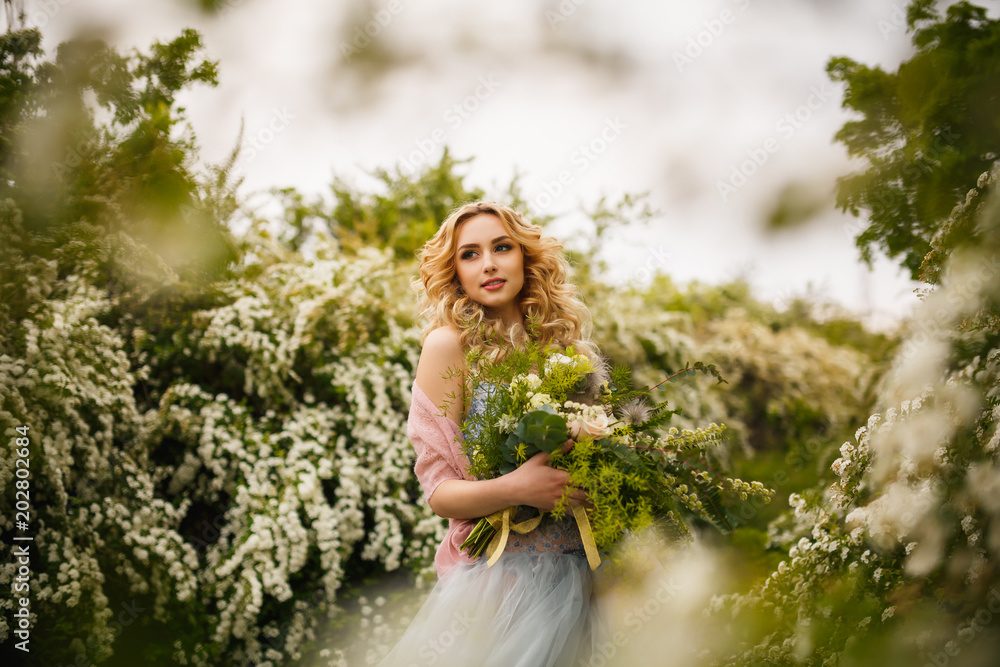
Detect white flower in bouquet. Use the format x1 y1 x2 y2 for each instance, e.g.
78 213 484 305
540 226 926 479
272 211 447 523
544 353 575 375
544 352 594 378
511 372 543 395
496 413 518 433
524 373 542 390
528 392 554 409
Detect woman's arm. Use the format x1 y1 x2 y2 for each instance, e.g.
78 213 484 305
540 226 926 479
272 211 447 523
430 452 589 520
414 326 588 520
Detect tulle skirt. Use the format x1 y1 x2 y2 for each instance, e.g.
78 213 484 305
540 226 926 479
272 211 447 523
376 549 607 667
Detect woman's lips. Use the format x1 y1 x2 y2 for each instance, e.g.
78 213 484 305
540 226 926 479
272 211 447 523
482 279 506 291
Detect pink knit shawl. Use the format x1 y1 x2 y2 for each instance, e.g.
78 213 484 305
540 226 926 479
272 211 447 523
407 379 476 577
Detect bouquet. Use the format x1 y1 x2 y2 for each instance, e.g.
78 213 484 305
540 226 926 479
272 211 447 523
456 336 773 569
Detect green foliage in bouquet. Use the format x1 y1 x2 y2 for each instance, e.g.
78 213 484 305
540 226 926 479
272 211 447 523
500 405 570 473
457 326 773 560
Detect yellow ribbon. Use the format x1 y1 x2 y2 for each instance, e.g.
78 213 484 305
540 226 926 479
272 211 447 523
571 505 602 571
483 505 602 571
484 507 543 567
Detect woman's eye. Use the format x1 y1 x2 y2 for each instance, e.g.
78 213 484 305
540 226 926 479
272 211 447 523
460 244 510 260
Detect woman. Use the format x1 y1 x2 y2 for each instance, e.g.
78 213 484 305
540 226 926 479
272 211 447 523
378 201 610 667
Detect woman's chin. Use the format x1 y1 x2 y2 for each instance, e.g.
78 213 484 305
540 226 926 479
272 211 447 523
476 292 507 305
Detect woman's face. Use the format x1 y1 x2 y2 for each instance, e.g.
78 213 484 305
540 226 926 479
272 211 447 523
454 213 525 320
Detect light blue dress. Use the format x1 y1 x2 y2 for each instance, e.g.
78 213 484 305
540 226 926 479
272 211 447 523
377 382 609 666
461 379 498 442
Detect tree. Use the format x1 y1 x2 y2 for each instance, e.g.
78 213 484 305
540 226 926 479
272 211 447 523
0 27 237 296
265 148 488 258
827 0 1000 281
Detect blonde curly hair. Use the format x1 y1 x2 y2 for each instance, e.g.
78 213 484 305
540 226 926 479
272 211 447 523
411 201 606 380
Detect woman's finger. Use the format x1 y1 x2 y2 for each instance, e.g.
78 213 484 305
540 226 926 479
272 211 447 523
530 451 551 466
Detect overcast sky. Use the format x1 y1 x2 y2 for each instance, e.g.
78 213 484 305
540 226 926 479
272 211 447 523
28 0 963 331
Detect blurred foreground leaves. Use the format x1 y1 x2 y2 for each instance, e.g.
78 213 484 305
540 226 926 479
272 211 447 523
827 0 1000 280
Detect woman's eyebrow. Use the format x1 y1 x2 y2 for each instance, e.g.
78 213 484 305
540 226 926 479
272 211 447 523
458 235 512 251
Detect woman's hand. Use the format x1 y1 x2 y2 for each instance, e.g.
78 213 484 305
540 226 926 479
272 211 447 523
505 450 589 512
429 441 589 520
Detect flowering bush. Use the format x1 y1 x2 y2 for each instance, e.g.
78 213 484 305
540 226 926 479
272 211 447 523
128 230 454 664
0 191 448 665
703 168 1000 666
586 278 883 472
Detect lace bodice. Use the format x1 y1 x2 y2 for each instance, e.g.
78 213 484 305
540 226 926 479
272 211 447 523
464 382 586 557
463 381 498 440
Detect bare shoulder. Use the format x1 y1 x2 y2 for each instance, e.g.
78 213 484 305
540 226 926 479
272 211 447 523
415 326 467 423
423 324 463 348
419 326 465 368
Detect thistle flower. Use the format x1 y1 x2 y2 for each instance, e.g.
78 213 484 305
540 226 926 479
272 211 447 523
621 398 652 426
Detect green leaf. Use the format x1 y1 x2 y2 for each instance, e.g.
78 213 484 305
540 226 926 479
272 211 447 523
519 406 569 453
